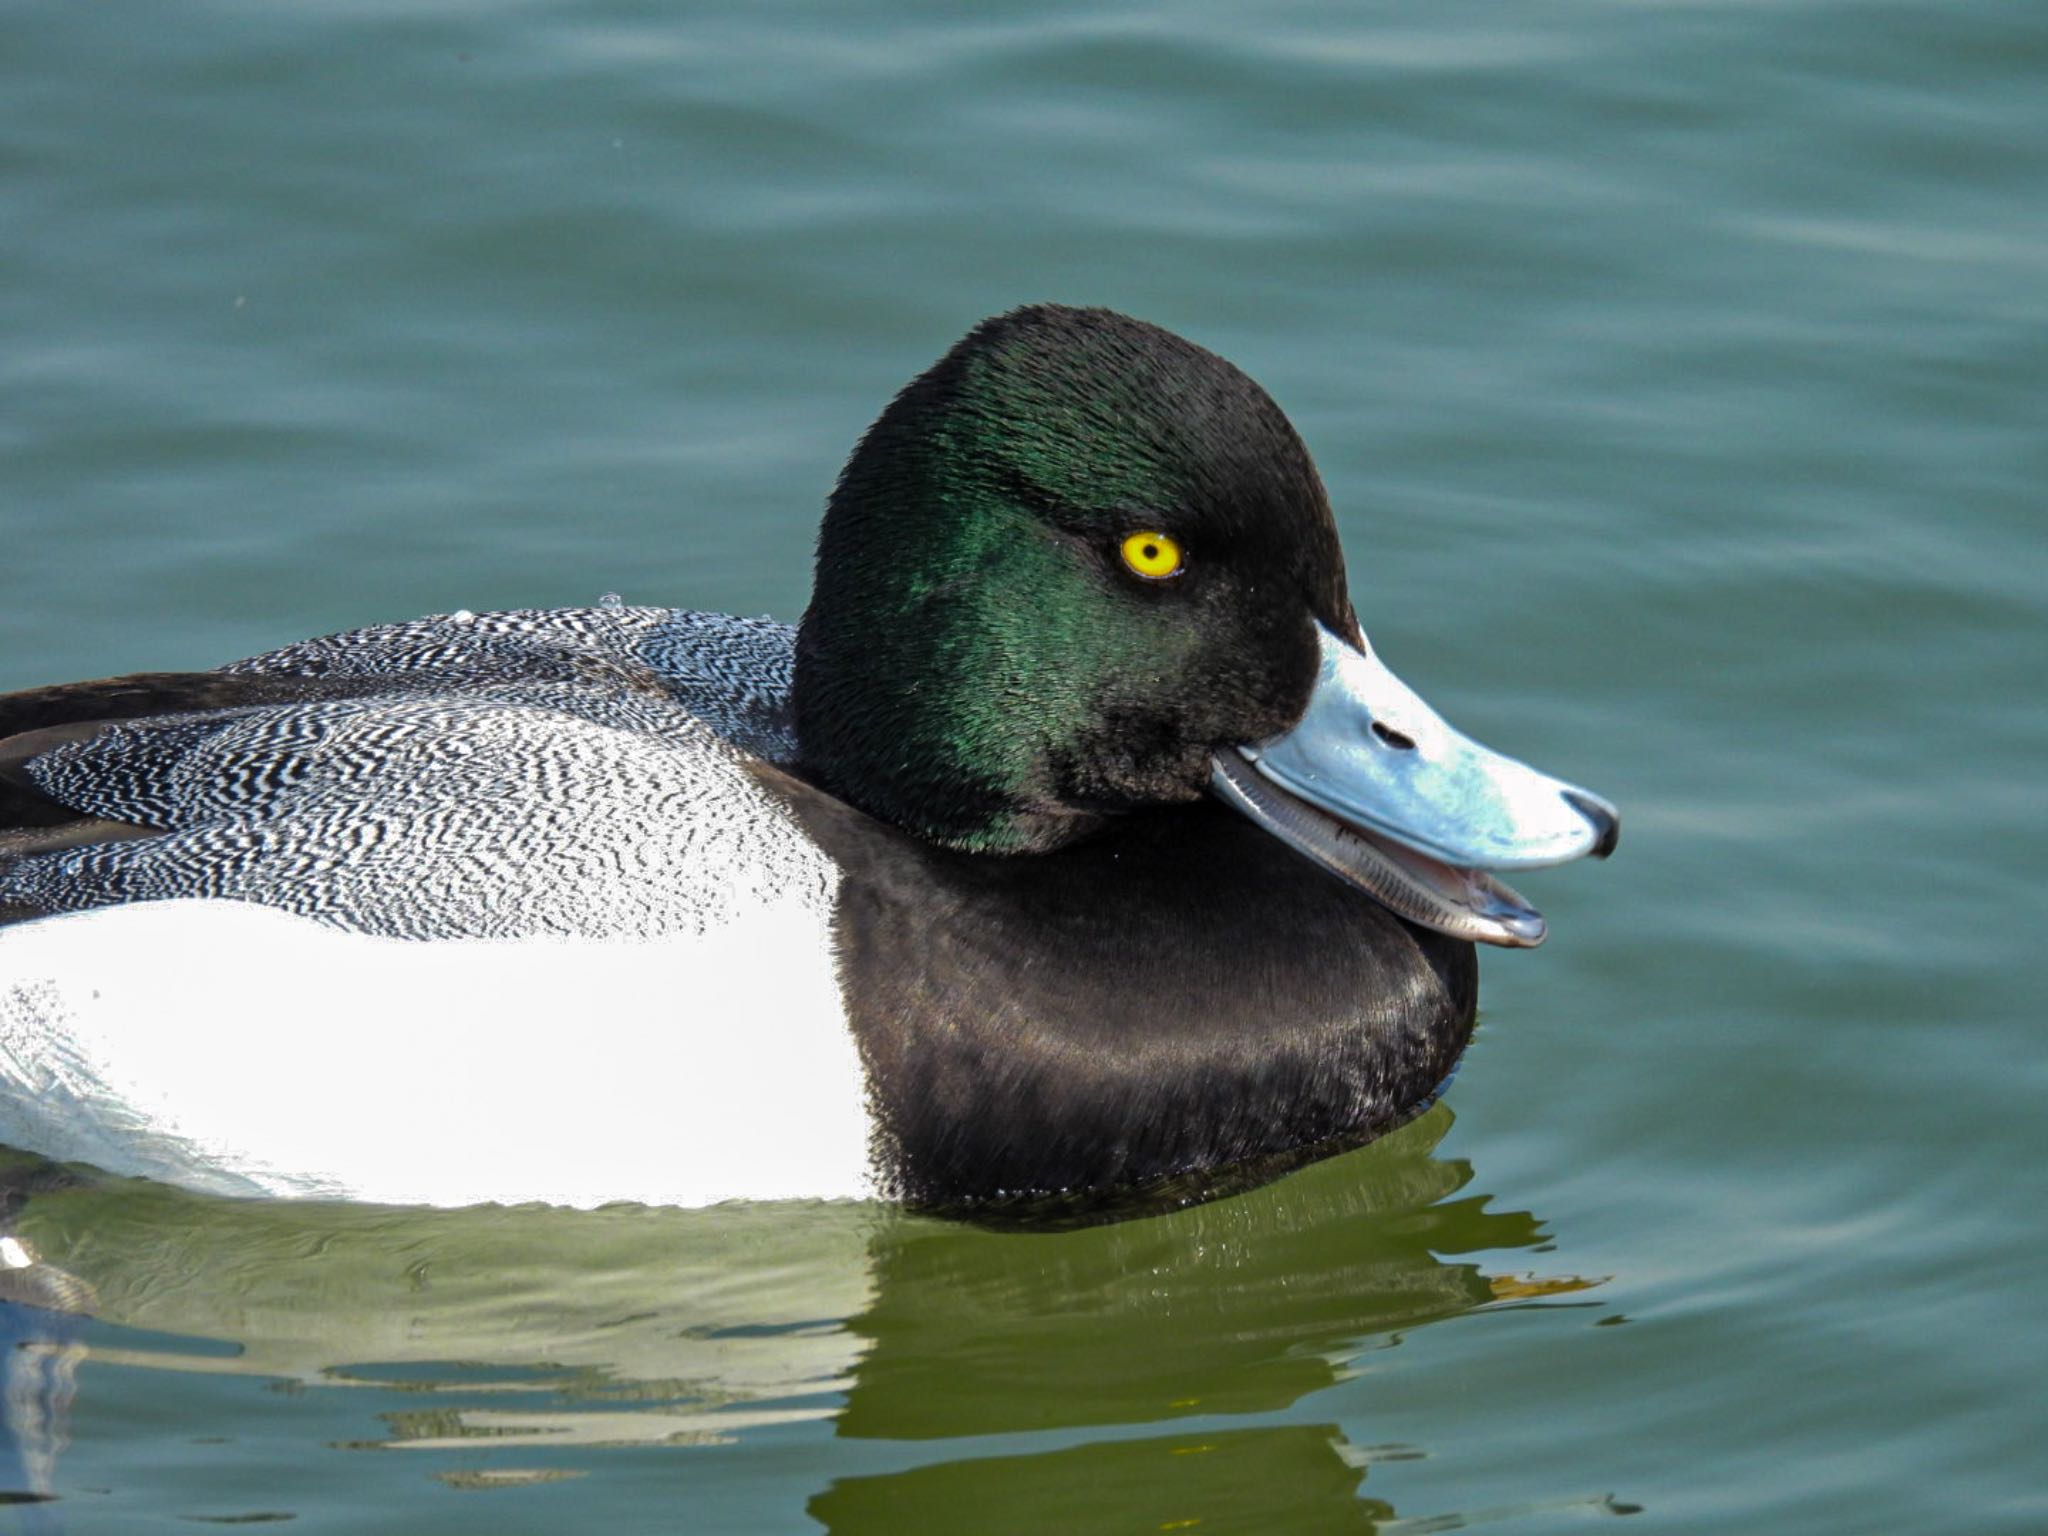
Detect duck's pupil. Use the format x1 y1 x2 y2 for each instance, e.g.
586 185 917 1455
1142 543 1159 561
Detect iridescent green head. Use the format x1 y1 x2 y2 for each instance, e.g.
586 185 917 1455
793 305 1357 853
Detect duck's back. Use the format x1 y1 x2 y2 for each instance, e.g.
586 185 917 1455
0 607 827 938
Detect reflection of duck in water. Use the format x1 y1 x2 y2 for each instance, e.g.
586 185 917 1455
0 1111 1606 1524
0 307 1614 1210
814 1112 1612 1535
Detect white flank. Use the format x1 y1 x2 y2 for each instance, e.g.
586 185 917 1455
0 896 872 1209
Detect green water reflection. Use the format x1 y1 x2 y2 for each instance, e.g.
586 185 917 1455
6 1107 1598 1529
813 1427 1397 1535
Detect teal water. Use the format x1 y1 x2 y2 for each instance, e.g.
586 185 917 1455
2 0 2044 1530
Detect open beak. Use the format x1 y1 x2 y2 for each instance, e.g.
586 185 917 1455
1210 623 1618 948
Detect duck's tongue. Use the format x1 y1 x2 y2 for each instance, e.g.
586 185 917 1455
1209 625 1618 948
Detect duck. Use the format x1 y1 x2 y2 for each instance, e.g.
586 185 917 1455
0 305 1616 1213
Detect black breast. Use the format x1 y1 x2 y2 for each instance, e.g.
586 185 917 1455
773 777 1477 1210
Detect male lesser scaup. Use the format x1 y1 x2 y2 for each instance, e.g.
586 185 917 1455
0 306 1615 1212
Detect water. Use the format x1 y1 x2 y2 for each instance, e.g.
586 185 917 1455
1 0 2043 1529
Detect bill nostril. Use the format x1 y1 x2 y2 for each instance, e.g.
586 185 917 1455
1564 790 1621 859
1371 720 1416 751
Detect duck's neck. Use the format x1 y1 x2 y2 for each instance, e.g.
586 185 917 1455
772 781 1479 1206
791 609 1109 855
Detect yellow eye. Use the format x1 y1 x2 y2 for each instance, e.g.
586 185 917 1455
1120 530 1185 580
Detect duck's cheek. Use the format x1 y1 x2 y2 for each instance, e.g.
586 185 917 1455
1192 608 1326 743
1055 713 1215 808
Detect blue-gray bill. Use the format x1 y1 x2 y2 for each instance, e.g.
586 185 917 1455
1210 624 1619 949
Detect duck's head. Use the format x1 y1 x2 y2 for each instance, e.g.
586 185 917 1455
793 305 1616 946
